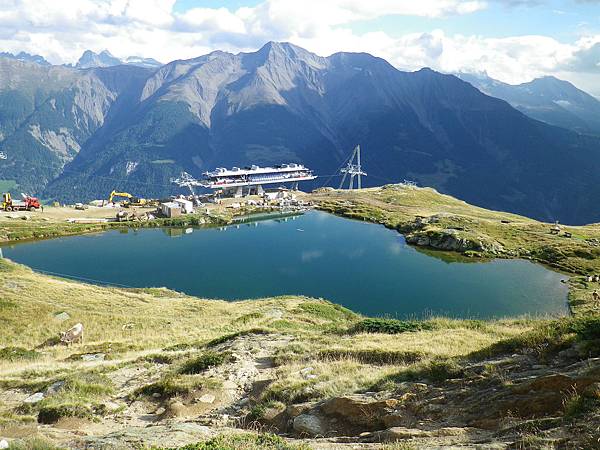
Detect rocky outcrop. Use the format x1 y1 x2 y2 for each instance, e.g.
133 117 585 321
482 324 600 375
321 395 399 429
292 414 326 436
377 426 470 442
405 228 505 255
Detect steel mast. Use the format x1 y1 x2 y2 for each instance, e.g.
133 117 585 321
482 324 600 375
339 145 367 189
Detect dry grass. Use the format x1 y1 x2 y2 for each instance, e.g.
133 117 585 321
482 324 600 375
0 255 537 430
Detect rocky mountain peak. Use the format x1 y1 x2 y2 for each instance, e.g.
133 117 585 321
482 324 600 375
0 51 51 66
76 50 121 69
76 50 162 70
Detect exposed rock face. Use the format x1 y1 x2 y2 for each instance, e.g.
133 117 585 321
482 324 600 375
378 426 470 442
292 414 326 436
405 229 505 254
77 50 122 69
321 395 399 429
492 372 600 418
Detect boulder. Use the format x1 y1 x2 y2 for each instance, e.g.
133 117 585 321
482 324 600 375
24 392 44 404
198 394 215 404
321 395 399 429
166 400 186 417
45 381 65 395
81 353 105 362
286 402 315 418
405 229 504 254
483 373 600 419
293 414 326 436
54 312 70 321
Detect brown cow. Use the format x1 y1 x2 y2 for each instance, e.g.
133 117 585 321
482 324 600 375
60 323 84 346
592 291 600 303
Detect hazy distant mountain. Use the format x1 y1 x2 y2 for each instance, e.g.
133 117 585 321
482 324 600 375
76 50 162 69
76 50 122 69
0 51 51 66
458 72 600 135
123 56 163 69
3 42 600 224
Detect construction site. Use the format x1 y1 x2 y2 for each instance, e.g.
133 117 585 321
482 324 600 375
0 145 376 232
0 162 320 226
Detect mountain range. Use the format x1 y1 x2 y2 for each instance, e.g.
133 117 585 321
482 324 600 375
1 42 600 224
75 50 162 69
0 51 51 66
457 72 600 136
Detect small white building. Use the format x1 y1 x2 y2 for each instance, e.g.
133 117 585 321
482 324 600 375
173 198 194 214
160 202 182 218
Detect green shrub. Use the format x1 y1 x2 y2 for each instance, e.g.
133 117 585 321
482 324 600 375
403 359 465 382
179 351 231 375
206 328 270 347
143 353 178 364
0 347 40 361
246 403 267 422
562 387 598 419
351 318 436 334
60 372 114 397
162 342 200 352
317 349 423 365
233 312 263 324
37 404 93 424
133 374 211 398
373 358 465 389
471 316 600 360
296 302 357 321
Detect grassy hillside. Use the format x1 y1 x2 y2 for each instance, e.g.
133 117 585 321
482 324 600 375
0 258 550 448
0 185 599 449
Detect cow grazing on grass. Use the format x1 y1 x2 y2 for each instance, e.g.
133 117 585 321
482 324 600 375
60 323 84 346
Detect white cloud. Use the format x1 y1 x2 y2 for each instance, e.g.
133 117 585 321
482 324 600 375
0 0 487 63
0 0 599 95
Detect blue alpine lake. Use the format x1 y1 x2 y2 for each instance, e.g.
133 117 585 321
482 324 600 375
1 210 569 318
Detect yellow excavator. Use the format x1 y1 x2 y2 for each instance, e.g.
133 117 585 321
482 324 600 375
108 191 147 207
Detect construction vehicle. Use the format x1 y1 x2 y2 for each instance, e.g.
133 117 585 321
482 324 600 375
2 193 41 211
108 190 148 207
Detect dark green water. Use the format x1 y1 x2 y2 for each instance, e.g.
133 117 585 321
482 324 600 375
1 210 568 318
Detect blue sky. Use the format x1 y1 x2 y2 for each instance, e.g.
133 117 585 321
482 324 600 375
172 0 600 40
350 2 600 40
2 0 600 95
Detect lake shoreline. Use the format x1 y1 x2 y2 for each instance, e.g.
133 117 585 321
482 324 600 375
1 185 598 315
2 210 570 320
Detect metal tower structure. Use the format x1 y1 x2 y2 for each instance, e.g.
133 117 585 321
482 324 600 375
171 171 203 205
339 145 367 190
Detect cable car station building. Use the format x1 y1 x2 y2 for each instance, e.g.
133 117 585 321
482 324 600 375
201 163 316 198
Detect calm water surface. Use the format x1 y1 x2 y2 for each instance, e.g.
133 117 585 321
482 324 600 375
1 210 569 318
